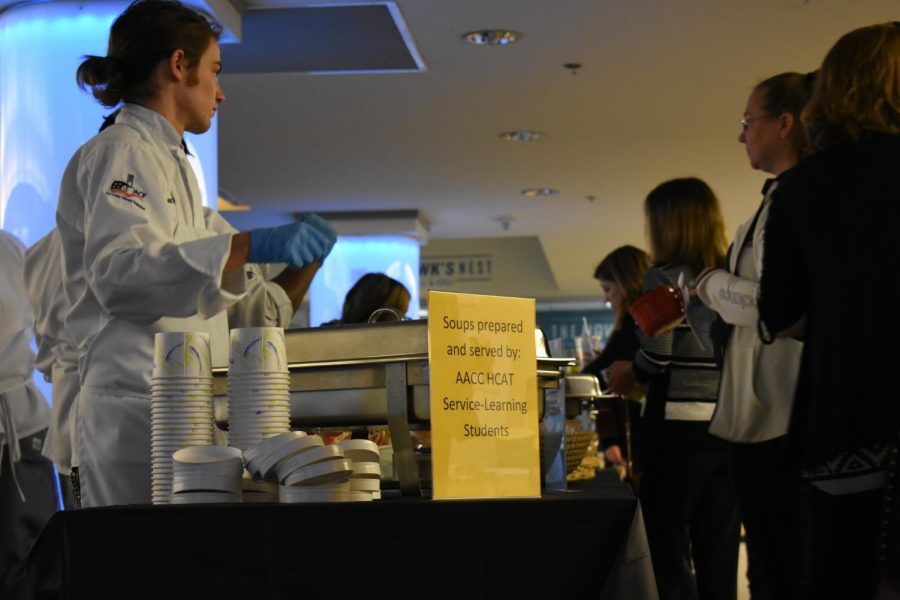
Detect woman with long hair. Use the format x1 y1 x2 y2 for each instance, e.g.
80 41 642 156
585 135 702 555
339 273 410 324
694 71 814 599
759 23 900 598
582 245 650 479
610 177 738 600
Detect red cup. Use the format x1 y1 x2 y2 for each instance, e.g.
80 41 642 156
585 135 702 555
628 285 685 337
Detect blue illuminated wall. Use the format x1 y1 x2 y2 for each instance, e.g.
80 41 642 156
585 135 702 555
309 236 420 326
0 1 217 245
0 1 218 404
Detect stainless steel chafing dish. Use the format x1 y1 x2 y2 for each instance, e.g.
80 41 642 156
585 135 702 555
563 374 621 418
212 319 573 496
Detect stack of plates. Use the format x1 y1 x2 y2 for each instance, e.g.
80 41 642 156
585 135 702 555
243 431 323 481
242 470 277 503
151 332 215 505
227 327 291 451
169 446 243 504
274 440 359 503
341 440 382 500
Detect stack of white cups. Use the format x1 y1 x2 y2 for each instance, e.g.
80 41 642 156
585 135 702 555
151 332 215 505
227 327 291 451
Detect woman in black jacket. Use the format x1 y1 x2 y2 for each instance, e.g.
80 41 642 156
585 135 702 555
582 245 650 482
758 22 900 599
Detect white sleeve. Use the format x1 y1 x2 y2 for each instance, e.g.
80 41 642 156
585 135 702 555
203 209 294 328
79 141 241 324
696 269 759 326
0 233 39 384
23 232 61 378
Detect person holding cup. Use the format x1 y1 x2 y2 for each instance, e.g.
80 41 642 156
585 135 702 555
55 0 336 507
608 178 738 600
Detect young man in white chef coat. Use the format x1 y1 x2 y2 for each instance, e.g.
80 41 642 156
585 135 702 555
56 0 337 507
0 229 58 588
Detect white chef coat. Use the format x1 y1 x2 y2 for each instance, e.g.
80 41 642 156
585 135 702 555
55 104 292 506
24 228 80 475
0 230 51 454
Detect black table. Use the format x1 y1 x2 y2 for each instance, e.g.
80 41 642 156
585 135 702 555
11 481 656 600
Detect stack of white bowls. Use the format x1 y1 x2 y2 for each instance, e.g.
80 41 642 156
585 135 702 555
169 446 242 504
244 431 320 481
151 332 215 505
227 327 291 451
341 440 382 500
270 437 354 503
242 470 278 503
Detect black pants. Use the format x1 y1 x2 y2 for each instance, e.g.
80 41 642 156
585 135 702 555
729 437 807 600
640 424 740 600
0 430 58 589
798 482 884 599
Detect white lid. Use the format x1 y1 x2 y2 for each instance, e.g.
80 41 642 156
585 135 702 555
282 458 353 486
338 440 380 463
348 491 374 502
274 443 342 482
171 475 242 494
277 485 350 503
172 445 242 464
248 434 325 481
243 431 306 462
350 462 382 479
349 478 380 492
242 492 277 503
169 491 241 504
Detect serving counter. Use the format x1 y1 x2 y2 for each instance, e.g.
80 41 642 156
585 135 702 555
11 479 657 600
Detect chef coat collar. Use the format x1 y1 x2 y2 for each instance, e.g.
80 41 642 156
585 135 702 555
117 103 184 153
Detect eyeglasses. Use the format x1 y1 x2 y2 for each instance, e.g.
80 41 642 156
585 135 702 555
740 115 770 132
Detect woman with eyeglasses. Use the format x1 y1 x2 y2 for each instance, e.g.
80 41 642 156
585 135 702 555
759 23 900 598
692 72 813 600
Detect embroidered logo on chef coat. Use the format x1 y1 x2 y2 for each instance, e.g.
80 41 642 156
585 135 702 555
107 174 147 211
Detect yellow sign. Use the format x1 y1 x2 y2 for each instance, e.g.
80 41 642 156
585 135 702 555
427 291 539 499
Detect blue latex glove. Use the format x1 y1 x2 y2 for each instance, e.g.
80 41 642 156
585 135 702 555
297 213 337 259
248 215 337 268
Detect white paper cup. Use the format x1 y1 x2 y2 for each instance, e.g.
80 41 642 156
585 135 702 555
229 327 287 374
227 372 291 382
153 332 212 378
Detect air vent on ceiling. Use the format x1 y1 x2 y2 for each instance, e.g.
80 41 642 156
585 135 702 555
221 3 425 75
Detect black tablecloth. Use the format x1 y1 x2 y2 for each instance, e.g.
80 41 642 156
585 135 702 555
11 480 656 600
